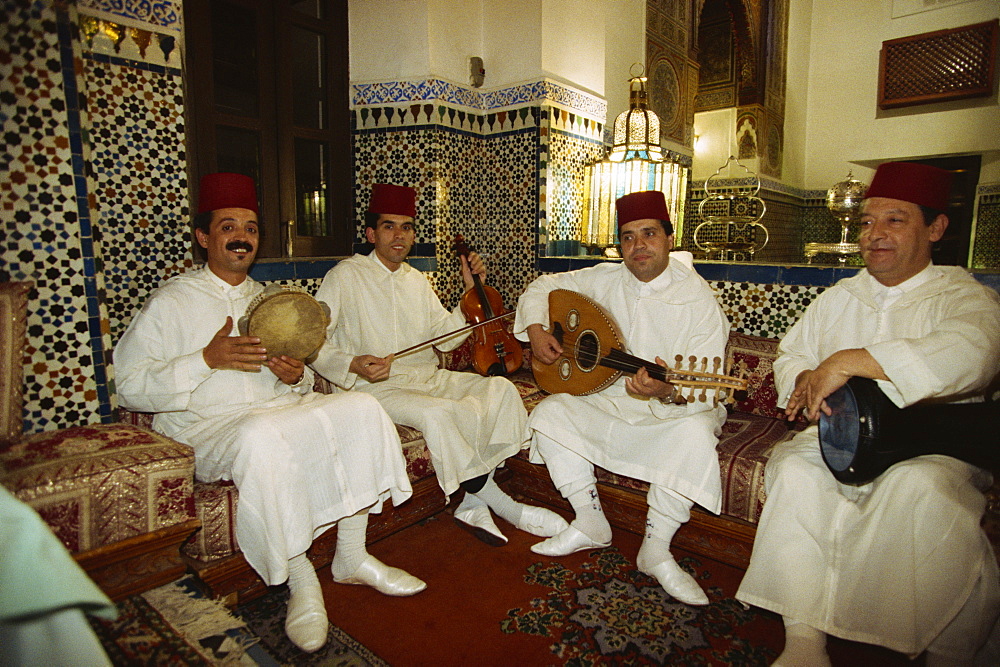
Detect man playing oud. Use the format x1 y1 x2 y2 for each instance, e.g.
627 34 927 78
514 190 731 606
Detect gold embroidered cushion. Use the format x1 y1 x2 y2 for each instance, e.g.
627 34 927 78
0 424 195 552
0 282 31 448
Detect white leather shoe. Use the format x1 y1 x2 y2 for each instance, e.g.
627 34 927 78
454 504 508 546
285 585 329 653
530 525 611 557
640 558 709 606
333 555 427 596
516 505 570 537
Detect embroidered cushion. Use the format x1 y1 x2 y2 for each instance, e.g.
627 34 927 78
0 424 196 553
0 282 31 449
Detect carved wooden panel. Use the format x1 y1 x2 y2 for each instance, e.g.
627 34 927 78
879 20 998 110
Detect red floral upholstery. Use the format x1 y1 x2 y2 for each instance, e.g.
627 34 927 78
0 424 196 553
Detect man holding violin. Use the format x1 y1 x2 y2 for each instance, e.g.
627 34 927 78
312 183 567 546
736 162 1000 666
514 190 730 607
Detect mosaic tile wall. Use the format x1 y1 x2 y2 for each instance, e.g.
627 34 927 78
973 189 1000 269
1 1 109 431
353 117 540 311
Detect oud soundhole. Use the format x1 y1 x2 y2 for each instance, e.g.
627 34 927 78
566 309 580 332
558 358 572 380
575 331 599 371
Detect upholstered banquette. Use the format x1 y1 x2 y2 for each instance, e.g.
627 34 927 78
0 282 200 601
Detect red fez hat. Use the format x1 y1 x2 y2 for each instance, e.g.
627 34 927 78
368 183 416 218
616 190 671 228
865 162 952 212
197 173 258 214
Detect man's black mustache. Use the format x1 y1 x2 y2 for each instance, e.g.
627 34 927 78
226 241 254 252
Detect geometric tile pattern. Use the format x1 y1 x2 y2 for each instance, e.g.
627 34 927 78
543 129 605 256
353 77 607 119
77 0 182 33
1 0 105 433
82 55 190 343
709 281 823 339
972 192 1000 269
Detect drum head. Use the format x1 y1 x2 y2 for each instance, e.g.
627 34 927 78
246 291 329 361
819 383 859 473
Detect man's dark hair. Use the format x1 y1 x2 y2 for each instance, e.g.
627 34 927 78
918 205 944 226
193 211 213 235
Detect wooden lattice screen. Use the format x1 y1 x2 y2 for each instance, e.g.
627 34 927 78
879 19 998 110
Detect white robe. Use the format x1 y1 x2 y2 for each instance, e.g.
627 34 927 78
736 265 1000 657
513 253 730 513
114 267 411 585
311 252 528 496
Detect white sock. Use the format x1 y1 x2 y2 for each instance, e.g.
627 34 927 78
773 619 830 667
330 510 370 580
566 484 612 543
473 475 523 525
287 552 321 596
637 509 682 571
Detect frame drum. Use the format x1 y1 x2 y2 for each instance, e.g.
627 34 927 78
239 287 330 362
820 376 998 485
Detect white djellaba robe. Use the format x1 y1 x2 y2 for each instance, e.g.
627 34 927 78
311 251 528 497
114 267 411 585
513 252 730 513
736 264 1000 658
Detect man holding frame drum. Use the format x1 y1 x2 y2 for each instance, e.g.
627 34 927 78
736 162 1000 665
115 174 426 655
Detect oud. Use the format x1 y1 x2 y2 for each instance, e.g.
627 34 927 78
532 289 747 404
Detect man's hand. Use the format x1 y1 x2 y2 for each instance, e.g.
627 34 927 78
460 252 486 291
267 355 305 385
625 356 674 400
526 323 562 365
350 354 394 382
203 317 268 372
784 348 888 422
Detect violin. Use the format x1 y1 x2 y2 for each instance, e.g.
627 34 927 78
453 235 524 377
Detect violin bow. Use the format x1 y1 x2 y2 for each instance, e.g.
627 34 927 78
392 311 516 360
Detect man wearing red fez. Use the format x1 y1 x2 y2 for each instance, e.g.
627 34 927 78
116 174 425 654
514 190 731 606
312 184 567 547
738 161 1000 664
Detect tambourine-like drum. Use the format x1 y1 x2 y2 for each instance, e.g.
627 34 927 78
238 287 331 362
819 377 998 485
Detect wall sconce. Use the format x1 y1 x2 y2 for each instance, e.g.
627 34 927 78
581 66 687 256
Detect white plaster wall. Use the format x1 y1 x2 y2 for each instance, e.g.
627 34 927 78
349 0 431 81
693 108 739 180
427 0 483 83
780 0 814 188
540 0 606 96
603 0 646 125
797 0 1000 189
480 1 543 88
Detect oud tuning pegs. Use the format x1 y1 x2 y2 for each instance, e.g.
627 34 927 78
688 355 697 370
674 354 684 369
712 357 722 373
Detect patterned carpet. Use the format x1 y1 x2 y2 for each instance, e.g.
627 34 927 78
500 549 775 665
88 513 911 665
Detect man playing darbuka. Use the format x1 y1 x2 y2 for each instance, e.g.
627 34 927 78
515 190 731 606
115 173 425 655
736 162 1000 666
311 183 567 546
